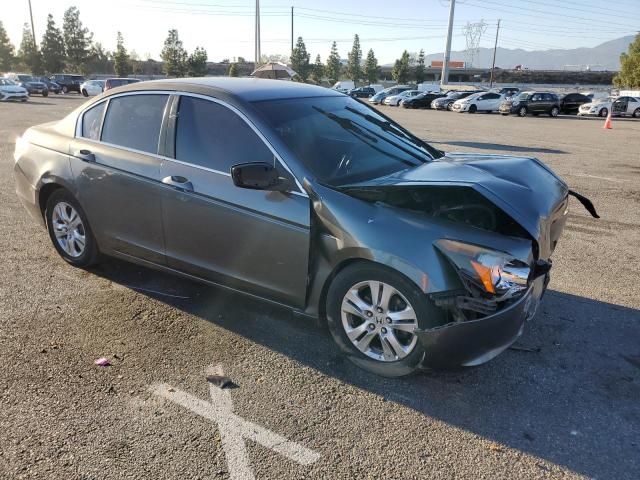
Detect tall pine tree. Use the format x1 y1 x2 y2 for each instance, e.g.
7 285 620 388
63 7 92 71
0 21 15 71
290 37 310 82
392 50 411 84
326 41 341 85
187 47 208 76
114 32 131 77
415 49 426 84
40 14 65 74
311 54 324 84
161 29 187 77
18 23 43 74
347 34 362 84
364 49 378 84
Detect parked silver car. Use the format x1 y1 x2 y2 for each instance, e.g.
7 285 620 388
13 78 598 377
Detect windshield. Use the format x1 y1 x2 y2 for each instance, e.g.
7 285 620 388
253 96 442 187
517 92 530 101
17 75 33 82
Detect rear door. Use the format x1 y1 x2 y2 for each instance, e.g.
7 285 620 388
70 92 170 264
159 94 311 307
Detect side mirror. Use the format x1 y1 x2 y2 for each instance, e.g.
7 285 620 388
231 162 290 192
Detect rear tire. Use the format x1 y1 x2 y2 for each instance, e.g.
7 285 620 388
550 106 559 117
45 190 99 268
326 263 444 377
518 106 527 117
633 108 640 118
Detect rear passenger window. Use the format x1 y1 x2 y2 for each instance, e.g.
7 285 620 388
101 94 168 154
175 96 274 172
81 102 106 140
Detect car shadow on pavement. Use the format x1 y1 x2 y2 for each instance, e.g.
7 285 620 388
433 140 567 155
91 259 640 479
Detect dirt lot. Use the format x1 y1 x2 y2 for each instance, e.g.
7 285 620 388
1 95 639 479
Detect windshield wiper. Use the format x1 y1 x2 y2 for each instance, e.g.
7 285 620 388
312 106 419 168
345 106 443 158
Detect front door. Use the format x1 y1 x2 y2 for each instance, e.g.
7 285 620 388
159 94 310 308
612 97 629 115
70 93 170 264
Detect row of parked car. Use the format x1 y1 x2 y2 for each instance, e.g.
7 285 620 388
0 73 141 102
351 85 640 119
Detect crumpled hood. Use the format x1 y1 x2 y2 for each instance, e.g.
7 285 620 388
347 152 570 258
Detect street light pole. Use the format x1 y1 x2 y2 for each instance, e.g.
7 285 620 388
489 19 501 88
291 7 294 59
255 0 261 68
28 0 37 47
441 0 456 86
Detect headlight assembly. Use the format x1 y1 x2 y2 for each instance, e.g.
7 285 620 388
435 239 530 299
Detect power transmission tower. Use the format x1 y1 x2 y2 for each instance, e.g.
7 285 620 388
462 19 487 68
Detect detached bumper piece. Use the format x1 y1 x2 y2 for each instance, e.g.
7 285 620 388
418 275 547 368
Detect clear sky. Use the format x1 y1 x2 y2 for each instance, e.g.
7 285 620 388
4 0 640 64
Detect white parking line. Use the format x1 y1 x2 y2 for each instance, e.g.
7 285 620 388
149 369 321 480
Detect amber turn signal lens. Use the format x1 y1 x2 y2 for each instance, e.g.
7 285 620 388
470 260 496 294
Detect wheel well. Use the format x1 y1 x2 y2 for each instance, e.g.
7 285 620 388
317 258 410 321
38 183 65 218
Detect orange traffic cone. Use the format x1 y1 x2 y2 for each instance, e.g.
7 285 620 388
603 109 612 129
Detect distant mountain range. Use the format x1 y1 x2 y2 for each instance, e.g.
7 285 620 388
403 35 635 70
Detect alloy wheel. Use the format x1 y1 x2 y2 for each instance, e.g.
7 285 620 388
341 281 418 362
51 202 86 258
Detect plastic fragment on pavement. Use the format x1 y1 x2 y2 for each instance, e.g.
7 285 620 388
95 357 111 367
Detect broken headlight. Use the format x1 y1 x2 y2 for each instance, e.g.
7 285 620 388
435 239 529 300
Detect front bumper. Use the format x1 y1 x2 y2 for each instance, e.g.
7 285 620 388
452 103 469 112
417 274 547 368
0 91 28 101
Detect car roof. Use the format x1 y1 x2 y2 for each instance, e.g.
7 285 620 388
112 77 340 102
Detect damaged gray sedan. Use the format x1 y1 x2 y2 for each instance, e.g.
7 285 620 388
14 78 598 377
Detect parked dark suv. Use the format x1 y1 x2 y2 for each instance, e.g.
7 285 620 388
51 74 85 94
348 87 376 98
559 93 591 114
402 91 446 109
500 91 560 117
104 78 141 91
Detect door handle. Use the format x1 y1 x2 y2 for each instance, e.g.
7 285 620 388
74 148 95 162
162 175 193 192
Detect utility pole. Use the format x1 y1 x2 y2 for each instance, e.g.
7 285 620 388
489 19 501 88
255 0 261 68
441 0 456 86
291 7 294 59
27 0 37 47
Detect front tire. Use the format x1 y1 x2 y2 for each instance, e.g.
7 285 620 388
82 89 88 97
326 263 443 377
599 108 608 117
633 108 640 118
469 104 477 113
45 190 99 268
518 106 527 117
550 106 559 117
42 90 48 97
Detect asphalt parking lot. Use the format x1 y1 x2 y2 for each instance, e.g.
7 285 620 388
1 95 639 480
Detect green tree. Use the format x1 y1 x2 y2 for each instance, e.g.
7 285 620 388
614 33 640 89
290 36 310 81
18 23 43 74
40 14 65 74
326 41 341 85
346 34 362 84
187 46 208 76
83 42 112 75
0 21 14 71
161 29 187 77
228 62 239 77
311 54 324 84
415 49 425 84
63 6 92 71
114 32 131 77
364 48 378 84
392 50 411 84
